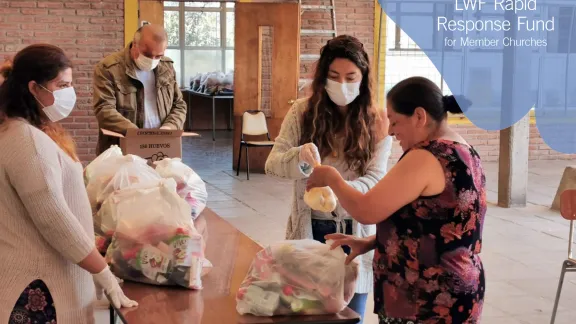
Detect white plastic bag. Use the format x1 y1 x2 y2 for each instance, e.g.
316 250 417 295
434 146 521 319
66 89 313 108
86 154 159 212
236 239 358 316
153 158 207 219
84 145 123 185
106 179 211 289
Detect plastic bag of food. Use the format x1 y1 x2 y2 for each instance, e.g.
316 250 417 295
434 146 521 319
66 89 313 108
86 154 148 212
202 71 225 95
86 154 160 212
106 179 211 289
153 158 207 219
94 178 163 255
191 73 202 91
236 239 358 316
84 145 123 185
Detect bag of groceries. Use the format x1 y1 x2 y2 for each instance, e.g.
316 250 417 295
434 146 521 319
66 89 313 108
153 158 207 219
86 154 159 212
236 239 359 316
105 179 211 290
84 145 123 185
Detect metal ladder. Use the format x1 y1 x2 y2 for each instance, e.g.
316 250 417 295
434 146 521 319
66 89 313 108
298 0 337 90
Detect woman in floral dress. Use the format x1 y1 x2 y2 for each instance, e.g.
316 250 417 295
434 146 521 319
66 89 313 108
306 76 486 323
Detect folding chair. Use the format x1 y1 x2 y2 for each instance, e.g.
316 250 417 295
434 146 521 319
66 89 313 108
236 110 274 180
551 189 576 324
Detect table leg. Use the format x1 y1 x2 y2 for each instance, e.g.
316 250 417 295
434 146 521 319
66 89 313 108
228 99 233 131
109 305 116 324
212 97 216 141
187 91 192 131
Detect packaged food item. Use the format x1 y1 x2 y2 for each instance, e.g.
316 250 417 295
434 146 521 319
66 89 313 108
153 158 207 219
236 239 359 316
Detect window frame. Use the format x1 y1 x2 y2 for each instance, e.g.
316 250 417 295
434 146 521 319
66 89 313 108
164 1 234 87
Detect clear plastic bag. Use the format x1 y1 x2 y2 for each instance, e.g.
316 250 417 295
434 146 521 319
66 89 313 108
106 179 211 289
84 145 123 185
86 154 150 213
236 239 359 317
94 179 162 255
153 158 207 219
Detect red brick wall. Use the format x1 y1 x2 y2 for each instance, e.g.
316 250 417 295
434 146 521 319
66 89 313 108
0 0 125 163
387 124 576 164
300 0 374 89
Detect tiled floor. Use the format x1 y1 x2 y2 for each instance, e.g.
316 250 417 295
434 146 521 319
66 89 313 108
97 130 576 323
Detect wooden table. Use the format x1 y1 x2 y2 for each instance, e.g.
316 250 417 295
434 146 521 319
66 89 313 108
109 208 360 324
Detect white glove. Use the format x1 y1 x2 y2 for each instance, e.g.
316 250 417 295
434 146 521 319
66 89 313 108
93 267 138 309
299 143 321 167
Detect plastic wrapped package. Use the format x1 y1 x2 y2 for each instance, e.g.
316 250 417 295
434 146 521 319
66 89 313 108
191 73 202 91
236 239 359 317
221 71 234 93
84 145 123 185
202 72 225 95
106 179 211 289
198 73 209 93
85 154 159 212
153 158 207 219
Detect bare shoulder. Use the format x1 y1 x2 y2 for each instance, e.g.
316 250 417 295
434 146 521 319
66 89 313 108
399 148 438 167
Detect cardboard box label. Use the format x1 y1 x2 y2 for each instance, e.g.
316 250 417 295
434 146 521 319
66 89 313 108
101 128 199 164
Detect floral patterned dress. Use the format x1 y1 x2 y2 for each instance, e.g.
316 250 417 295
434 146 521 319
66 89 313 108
374 140 486 324
9 280 57 324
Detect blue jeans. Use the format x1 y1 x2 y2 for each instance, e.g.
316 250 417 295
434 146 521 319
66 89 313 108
312 219 368 324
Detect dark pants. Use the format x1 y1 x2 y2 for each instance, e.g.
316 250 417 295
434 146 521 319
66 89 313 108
312 219 368 324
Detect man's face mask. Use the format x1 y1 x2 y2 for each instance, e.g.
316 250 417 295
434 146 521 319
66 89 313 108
34 84 77 122
325 79 361 106
135 51 160 72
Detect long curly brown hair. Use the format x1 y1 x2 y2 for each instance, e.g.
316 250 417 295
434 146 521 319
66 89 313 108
300 35 383 175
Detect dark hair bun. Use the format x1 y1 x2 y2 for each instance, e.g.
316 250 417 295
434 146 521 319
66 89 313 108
0 58 13 79
442 95 471 114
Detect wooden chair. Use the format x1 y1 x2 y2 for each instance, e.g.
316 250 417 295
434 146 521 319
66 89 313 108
236 110 274 180
551 189 576 323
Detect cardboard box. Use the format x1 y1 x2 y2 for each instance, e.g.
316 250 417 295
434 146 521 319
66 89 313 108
101 129 199 163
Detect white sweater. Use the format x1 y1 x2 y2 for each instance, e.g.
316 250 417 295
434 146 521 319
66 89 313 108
265 98 393 294
0 119 96 323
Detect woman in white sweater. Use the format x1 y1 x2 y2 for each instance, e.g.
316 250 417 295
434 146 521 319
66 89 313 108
265 35 392 323
0 44 136 323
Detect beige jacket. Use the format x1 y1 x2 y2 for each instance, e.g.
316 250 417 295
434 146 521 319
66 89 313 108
92 43 187 155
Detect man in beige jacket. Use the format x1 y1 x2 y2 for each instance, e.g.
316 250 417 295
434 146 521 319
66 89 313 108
92 24 187 155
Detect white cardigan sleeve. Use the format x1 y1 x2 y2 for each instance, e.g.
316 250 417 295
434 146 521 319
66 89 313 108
346 135 393 193
265 100 310 180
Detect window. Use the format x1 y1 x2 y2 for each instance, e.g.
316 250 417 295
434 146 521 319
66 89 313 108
384 16 452 96
164 1 235 87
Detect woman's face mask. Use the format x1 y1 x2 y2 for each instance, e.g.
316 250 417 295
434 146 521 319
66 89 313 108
325 79 361 107
35 84 77 122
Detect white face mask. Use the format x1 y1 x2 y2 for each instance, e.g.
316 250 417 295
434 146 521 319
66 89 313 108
135 54 160 71
36 85 77 122
325 79 361 106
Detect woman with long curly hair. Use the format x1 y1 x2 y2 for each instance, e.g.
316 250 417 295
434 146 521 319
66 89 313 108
265 35 393 322
0 44 137 323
